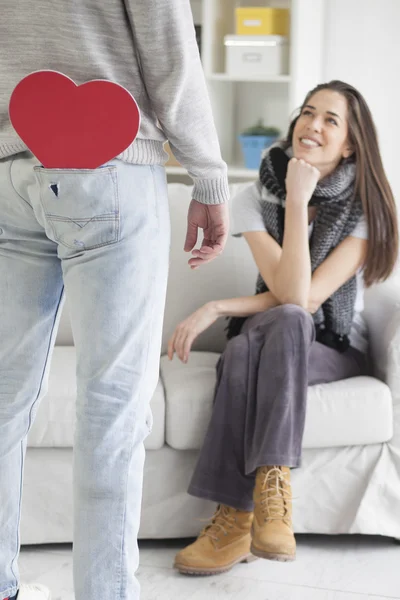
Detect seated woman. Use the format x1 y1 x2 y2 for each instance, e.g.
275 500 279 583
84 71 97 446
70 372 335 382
167 80 399 575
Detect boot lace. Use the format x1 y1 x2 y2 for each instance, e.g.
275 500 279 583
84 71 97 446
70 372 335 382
199 505 237 542
258 466 292 524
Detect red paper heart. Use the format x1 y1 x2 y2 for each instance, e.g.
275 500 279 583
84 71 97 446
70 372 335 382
9 70 140 169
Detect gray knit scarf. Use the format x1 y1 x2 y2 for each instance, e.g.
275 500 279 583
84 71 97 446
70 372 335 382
226 145 363 352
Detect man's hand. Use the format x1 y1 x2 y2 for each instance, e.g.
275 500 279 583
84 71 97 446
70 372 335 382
184 200 229 269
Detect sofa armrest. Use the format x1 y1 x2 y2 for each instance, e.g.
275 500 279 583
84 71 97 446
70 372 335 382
364 277 400 405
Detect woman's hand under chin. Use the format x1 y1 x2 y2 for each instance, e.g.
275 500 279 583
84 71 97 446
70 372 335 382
285 157 320 206
167 302 219 363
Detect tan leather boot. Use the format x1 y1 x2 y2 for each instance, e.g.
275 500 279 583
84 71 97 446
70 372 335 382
174 504 257 575
251 466 296 561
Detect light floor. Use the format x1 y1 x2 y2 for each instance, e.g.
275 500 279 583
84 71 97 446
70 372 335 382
19 535 400 600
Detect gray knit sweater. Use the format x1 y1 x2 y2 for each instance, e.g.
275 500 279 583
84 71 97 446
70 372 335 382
0 0 228 205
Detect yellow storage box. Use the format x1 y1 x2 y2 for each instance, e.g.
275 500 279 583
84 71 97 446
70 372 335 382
236 7 290 37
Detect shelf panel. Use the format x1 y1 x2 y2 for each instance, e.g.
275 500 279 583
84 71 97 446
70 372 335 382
228 166 259 178
208 73 291 83
166 165 258 179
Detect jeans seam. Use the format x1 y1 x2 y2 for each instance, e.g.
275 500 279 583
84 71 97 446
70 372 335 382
9 443 24 585
25 287 65 434
117 288 156 600
8 159 33 209
149 166 159 225
117 168 159 600
112 167 120 243
9 286 64 588
36 171 59 244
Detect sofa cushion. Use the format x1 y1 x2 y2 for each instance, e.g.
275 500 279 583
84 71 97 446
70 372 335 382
161 352 393 451
27 347 166 450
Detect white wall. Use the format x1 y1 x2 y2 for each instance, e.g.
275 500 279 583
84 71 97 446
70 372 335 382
323 0 400 204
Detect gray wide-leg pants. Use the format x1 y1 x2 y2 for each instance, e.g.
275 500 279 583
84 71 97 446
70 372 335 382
188 305 368 511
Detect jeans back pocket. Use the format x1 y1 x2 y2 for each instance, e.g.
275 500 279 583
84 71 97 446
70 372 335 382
34 166 120 255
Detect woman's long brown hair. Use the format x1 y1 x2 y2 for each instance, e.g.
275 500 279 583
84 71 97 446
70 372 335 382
283 80 398 287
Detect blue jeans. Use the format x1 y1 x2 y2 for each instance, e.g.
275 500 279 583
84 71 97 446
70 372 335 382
0 153 170 600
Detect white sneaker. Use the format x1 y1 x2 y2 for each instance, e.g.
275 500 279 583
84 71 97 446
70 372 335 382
15 584 51 600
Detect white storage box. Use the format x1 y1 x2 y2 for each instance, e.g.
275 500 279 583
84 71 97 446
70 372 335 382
224 35 289 77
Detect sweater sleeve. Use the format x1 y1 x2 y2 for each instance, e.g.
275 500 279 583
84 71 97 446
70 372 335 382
124 0 229 205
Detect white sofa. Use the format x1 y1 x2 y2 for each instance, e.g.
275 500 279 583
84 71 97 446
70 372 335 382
20 182 400 544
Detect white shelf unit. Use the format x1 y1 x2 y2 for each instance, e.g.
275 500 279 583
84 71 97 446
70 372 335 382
167 0 326 183
208 73 291 83
166 164 258 179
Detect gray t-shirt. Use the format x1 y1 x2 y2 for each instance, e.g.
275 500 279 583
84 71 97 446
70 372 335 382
231 182 369 353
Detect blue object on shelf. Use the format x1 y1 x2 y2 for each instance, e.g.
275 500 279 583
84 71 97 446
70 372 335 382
238 135 278 170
